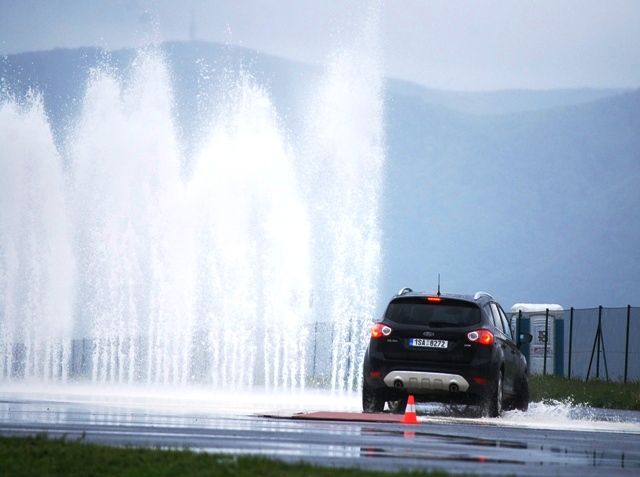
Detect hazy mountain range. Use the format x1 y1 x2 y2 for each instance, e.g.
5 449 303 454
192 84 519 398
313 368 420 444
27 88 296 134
1 41 638 309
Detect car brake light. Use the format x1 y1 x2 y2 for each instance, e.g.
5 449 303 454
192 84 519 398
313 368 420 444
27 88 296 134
371 323 392 339
427 296 442 302
467 329 494 346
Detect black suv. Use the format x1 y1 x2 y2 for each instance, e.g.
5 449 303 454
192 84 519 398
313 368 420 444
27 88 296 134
362 288 532 417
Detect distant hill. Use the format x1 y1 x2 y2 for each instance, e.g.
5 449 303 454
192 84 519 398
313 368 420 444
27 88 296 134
386 80 627 115
384 87 640 307
1 41 638 308
0 42 319 150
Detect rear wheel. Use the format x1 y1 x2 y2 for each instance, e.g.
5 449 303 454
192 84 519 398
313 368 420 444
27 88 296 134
482 370 503 418
362 381 385 413
387 396 408 414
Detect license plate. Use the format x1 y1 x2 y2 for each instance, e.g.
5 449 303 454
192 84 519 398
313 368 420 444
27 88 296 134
409 338 448 349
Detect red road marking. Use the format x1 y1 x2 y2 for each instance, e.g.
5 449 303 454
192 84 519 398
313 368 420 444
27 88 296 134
291 411 405 423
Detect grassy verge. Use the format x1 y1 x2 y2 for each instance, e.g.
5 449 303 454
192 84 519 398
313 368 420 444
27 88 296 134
529 375 640 410
0 435 452 477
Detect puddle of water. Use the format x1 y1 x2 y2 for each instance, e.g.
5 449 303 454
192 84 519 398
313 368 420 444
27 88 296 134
2 384 639 434
0 383 361 416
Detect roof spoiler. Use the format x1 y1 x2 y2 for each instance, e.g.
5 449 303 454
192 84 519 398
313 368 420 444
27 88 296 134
474 291 494 300
397 287 413 296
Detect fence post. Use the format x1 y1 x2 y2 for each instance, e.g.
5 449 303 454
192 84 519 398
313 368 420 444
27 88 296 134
624 305 631 384
596 305 602 379
517 309 522 346
312 321 318 378
543 308 549 376
568 307 574 379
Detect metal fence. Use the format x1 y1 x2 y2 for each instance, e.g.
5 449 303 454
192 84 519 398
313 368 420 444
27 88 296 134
2 305 638 385
512 306 639 382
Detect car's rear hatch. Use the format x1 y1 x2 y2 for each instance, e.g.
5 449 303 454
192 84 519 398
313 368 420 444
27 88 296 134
377 296 481 364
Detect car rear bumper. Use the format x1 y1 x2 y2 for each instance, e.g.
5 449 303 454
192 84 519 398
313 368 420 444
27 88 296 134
363 351 498 403
382 370 470 392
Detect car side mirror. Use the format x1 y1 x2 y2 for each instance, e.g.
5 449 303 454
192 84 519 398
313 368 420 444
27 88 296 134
518 333 532 346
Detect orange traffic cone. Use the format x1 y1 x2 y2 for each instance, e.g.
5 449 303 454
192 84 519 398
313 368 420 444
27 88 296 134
401 395 418 424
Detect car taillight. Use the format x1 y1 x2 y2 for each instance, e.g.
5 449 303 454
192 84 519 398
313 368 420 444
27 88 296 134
371 323 392 339
467 329 494 346
427 296 442 303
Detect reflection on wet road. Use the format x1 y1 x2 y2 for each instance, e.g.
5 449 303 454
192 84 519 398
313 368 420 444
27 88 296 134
1 393 639 476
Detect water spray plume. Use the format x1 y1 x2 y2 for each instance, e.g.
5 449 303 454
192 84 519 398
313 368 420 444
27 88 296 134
0 96 75 382
0 17 383 394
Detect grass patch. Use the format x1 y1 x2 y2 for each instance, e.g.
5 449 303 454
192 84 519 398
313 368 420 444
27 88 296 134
529 375 640 410
0 434 452 477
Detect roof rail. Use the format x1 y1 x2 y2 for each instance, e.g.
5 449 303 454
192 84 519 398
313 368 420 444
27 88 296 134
474 291 494 301
397 287 413 296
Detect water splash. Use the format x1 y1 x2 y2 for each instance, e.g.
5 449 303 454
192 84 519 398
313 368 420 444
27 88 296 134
416 400 640 433
69 53 193 385
499 399 640 432
0 96 75 382
189 75 312 390
0 15 383 392
302 10 384 394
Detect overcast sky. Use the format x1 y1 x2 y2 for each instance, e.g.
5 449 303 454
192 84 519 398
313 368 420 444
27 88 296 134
1 0 639 91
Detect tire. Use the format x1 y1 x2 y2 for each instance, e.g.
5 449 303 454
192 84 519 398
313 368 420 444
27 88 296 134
513 375 529 412
481 369 503 418
362 381 385 413
387 396 408 414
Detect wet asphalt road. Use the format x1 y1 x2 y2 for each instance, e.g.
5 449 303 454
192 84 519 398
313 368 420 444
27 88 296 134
1 397 640 476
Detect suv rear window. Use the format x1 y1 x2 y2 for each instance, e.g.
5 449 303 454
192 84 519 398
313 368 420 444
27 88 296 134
384 298 481 327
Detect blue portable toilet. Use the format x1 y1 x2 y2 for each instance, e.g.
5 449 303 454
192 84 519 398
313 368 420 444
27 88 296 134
510 304 564 376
